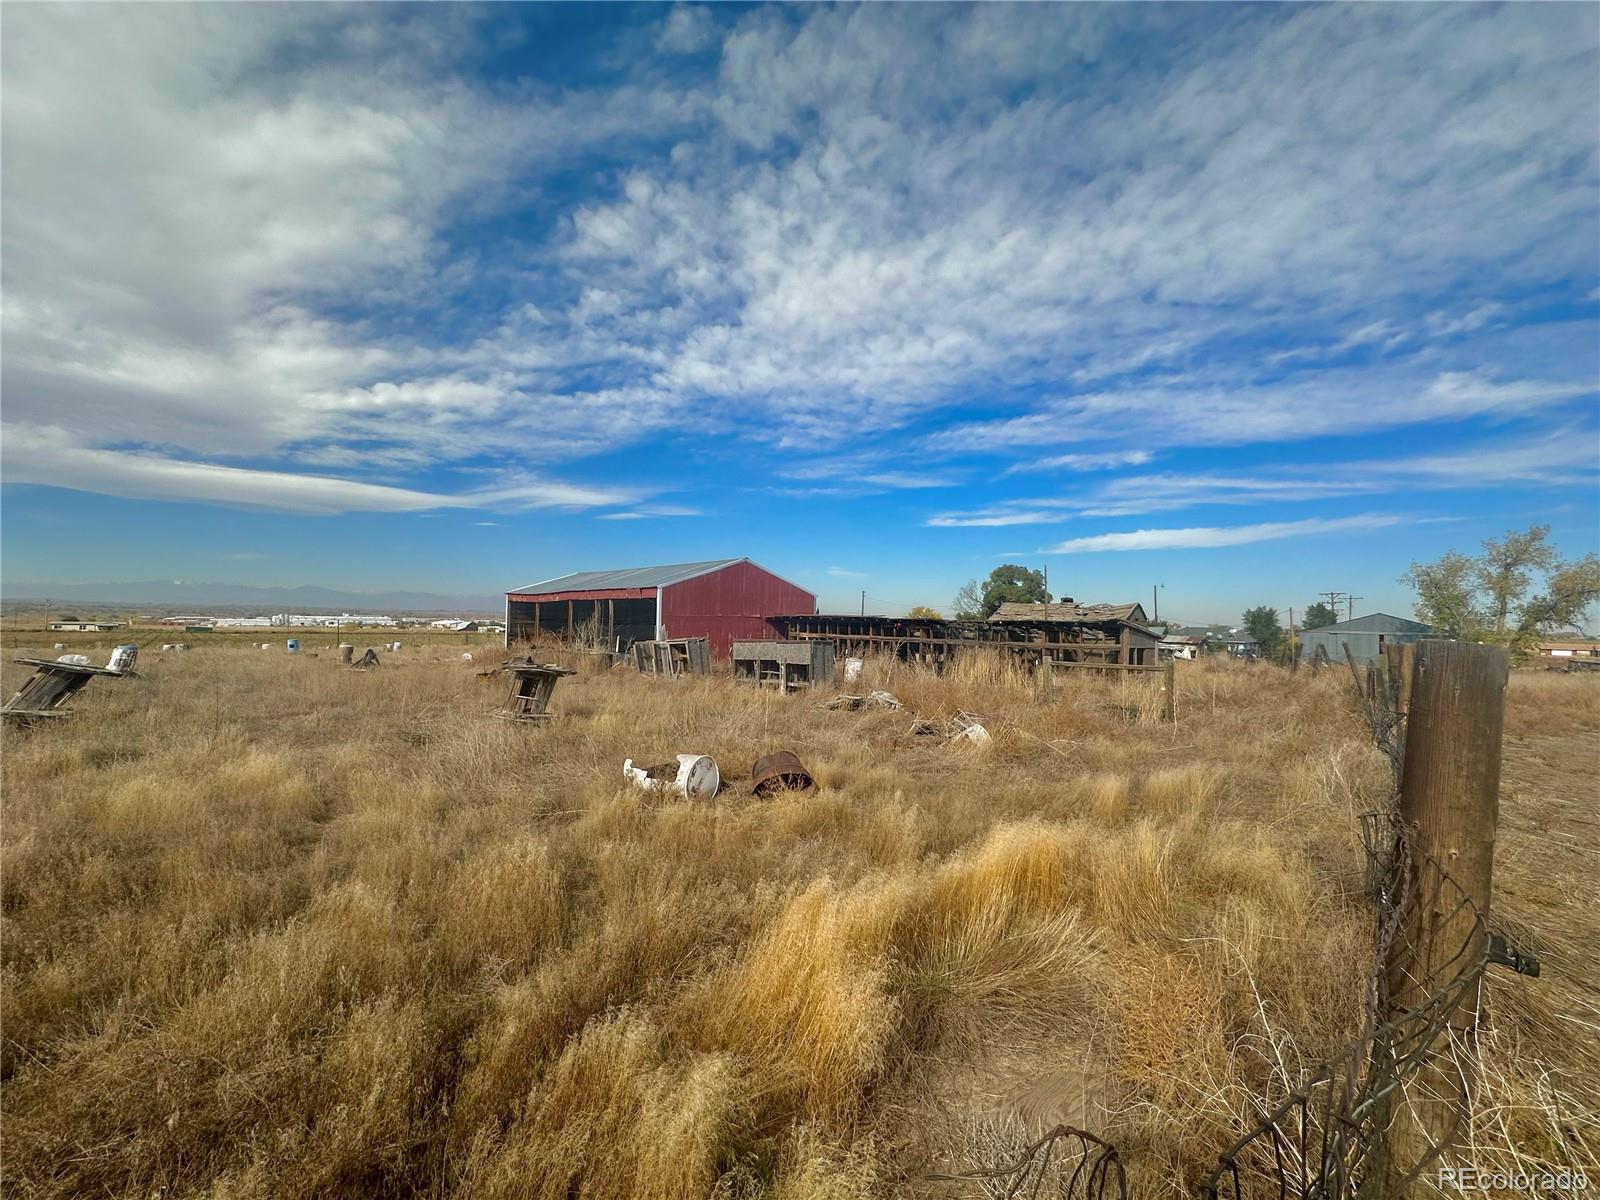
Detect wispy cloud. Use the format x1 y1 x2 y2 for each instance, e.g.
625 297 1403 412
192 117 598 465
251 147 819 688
1043 514 1409 554
933 370 1595 454
1003 450 1155 476
2 3 1594 524
595 505 702 521
826 566 868 578
1 426 640 515
927 510 1069 528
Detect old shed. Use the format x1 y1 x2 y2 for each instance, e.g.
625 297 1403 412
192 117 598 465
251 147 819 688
1298 613 1434 666
506 558 815 659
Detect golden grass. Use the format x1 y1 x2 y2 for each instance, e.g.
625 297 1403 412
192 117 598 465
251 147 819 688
1 645 1593 1197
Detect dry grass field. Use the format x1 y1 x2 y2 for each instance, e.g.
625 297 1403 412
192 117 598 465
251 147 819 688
2 641 1595 1198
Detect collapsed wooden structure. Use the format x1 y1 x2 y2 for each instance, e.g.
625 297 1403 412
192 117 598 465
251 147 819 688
767 609 1160 673
498 664 576 721
632 637 711 677
732 640 836 691
2 657 130 727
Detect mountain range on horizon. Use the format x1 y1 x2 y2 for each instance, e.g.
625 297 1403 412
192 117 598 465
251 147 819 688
1 579 504 614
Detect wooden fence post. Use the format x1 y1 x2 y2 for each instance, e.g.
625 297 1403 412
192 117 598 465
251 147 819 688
1384 639 1508 1181
1162 657 1176 723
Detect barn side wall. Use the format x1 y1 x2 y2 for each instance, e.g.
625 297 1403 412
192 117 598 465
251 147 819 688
1298 628 1430 666
661 561 817 658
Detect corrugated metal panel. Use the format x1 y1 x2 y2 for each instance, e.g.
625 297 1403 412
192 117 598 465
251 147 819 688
1299 626 1432 665
509 559 742 595
506 587 655 602
1308 613 1434 635
661 560 817 659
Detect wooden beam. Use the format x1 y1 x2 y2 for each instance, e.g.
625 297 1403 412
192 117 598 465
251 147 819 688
1383 639 1508 1177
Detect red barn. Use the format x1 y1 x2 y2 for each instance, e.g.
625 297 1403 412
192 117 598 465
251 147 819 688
505 558 816 659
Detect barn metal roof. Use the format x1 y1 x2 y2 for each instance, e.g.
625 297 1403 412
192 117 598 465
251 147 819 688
1300 613 1433 635
509 558 746 595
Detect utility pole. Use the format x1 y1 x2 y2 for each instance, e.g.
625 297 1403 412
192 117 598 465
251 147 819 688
1348 595 1364 622
1152 583 1163 625
1320 591 1347 618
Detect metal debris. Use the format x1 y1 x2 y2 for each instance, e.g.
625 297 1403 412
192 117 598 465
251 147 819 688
751 751 814 797
350 649 381 670
623 753 721 798
947 711 991 745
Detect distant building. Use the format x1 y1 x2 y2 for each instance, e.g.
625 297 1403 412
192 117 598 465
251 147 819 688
1536 641 1600 671
1298 613 1433 666
1159 634 1205 660
1223 632 1259 659
48 621 125 632
430 619 479 632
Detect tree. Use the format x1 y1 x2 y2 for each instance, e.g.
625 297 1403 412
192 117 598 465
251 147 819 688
1476 524 1559 633
907 605 942 619
1400 551 1482 639
951 580 984 620
1518 553 1600 635
1241 606 1283 657
979 564 1047 617
1301 601 1339 630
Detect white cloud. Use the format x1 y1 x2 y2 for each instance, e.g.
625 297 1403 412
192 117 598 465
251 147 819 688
656 6 716 54
2 2 1595 518
932 369 1595 453
0 426 638 514
1426 303 1507 339
930 428 1597 528
827 566 868 578
1044 514 1407 554
927 510 1069 528
595 505 702 520
1003 450 1155 476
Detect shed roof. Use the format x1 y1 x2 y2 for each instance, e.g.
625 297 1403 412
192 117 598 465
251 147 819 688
988 601 1149 624
510 558 745 595
1301 613 1433 635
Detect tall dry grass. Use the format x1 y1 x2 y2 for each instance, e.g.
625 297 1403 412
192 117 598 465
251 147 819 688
1 644 1592 1197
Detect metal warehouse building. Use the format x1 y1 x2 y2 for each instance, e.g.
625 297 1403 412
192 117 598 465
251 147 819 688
505 558 815 659
1298 612 1434 666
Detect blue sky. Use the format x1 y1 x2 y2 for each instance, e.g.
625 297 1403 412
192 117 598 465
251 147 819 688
3 3 1597 621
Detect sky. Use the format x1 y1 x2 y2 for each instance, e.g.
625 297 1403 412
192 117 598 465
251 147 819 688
3 3 1597 622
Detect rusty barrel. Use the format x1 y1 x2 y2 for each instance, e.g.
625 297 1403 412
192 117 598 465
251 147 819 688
338 644 354 665
751 751 814 797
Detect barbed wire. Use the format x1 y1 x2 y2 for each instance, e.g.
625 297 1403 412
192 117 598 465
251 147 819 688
927 1125 1126 1200
1199 813 1491 1200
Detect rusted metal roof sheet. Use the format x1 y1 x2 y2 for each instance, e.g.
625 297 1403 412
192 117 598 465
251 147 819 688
510 558 744 596
988 601 1149 624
